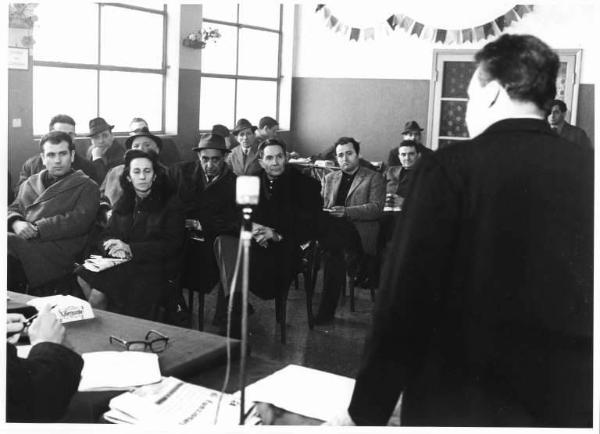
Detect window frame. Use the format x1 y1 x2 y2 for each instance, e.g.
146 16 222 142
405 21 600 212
32 2 168 136
199 4 283 132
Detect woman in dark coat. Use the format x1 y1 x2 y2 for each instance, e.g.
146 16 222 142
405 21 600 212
76 149 185 319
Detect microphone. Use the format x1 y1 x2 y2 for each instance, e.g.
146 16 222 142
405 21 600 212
236 176 260 206
234 175 260 424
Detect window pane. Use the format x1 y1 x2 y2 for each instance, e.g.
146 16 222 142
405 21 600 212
99 71 163 132
200 24 237 75
238 29 279 77
32 67 97 135
439 101 468 138
201 4 237 22
33 3 98 63
236 80 277 125
239 3 280 29
199 77 235 130
441 62 476 99
101 6 164 69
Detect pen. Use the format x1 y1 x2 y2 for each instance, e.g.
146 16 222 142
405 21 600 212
6 304 58 337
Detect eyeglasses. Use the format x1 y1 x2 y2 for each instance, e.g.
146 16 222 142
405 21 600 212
109 330 169 353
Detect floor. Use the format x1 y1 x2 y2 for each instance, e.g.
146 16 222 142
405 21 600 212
185 269 377 382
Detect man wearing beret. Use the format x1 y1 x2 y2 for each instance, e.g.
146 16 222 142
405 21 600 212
86 117 126 183
169 134 239 299
226 118 262 176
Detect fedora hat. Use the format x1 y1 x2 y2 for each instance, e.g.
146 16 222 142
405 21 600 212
211 124 230 138
124 127 163 150
87 117 114 137
401 120 424 134
232 118 257 135
192 133 229 152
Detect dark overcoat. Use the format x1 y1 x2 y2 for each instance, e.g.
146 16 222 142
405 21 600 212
349 119 593 427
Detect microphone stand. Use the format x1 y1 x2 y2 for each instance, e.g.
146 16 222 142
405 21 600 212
239 206 252 425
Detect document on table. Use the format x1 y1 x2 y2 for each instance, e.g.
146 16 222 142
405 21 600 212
104 376 261 426
242 364 355 422
82 255 129 272
27 294 94 323
78 351 161 391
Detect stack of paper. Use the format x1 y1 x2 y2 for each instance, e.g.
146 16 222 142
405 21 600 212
78 351 161 392
242 364 355 422
104 377 261 426
27 294 94 323
82 255 129 272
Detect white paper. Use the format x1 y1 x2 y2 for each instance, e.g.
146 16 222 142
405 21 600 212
242 364 355 422
16 345 32 358
82 255 129 272
106 377 256 426
26 294 94 323
78 351 161 391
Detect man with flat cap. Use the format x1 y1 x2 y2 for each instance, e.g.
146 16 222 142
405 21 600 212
387 121 432 166
100 127 165 207
226 118 262 176
86 117 125 183
169 133 239 298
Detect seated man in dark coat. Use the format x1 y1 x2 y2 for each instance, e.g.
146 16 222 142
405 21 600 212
86 117 125 184
547 99 592 148
7 304 83 422
386 121 432 166
17 114 99 188
8 131 100 293
215 139 322 336
385 140 421 208
169 133 239 296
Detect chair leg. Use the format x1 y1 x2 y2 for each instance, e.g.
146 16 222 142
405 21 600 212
347 274 355 312
304 270 314 330
197 292 205 331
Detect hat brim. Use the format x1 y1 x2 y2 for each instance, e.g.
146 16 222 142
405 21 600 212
87 124 114 137
232 126 258 135
125 132 163 150
402 128 424 134
192 146 231 153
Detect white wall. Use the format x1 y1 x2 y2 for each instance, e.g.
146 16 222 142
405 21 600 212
293 1 599 83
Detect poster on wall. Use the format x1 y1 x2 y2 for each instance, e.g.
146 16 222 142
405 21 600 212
8 47 29 70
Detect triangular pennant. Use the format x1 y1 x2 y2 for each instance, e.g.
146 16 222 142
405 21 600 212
421 26 434 41
386 15 397 29
474 25 485 41
322 7 331 19
503 9 518 26
435 29 447 43
315 4 325 12
514 5 528 17
411 22 424 36
462 28 473 43
364 27 375 40
330 16 338 27
350 27 360 41
446 30 459 45
495 15 505 31
483 22 495 38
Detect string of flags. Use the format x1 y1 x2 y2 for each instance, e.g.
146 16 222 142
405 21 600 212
315 4 535 44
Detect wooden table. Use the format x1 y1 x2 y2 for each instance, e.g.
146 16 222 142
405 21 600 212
8 291 240 379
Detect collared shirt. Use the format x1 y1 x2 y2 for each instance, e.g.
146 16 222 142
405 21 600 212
335 170 357 206
41 169 75 189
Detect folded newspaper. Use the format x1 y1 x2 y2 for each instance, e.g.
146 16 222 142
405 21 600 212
27 294 94 323
82 255 130 272
104 377 262 426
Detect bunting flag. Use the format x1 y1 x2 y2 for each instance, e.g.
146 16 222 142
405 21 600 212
386 15 397 30
315 4 534 44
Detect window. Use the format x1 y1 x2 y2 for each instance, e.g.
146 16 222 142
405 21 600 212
427 49 582 150
32 3 167 135
198 4 282 130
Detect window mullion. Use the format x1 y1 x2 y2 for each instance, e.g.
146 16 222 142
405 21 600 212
233 4 240 123
97 3 102 117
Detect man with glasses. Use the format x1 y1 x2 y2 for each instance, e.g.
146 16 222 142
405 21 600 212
17 114 99 189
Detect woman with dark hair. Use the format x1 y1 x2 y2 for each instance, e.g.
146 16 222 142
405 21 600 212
76 149 185 319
